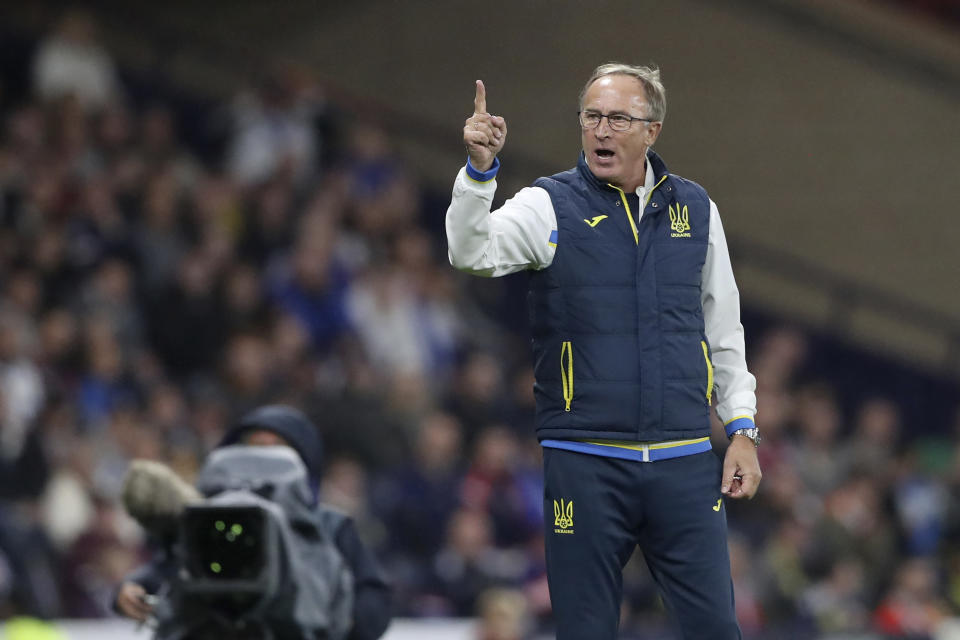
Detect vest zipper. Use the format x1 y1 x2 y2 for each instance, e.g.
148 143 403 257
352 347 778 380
701 340 714 405
609 185 639 245
561 341 574 412
608 175 669 246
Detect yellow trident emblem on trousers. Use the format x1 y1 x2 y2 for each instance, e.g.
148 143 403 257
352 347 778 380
554 499 574 529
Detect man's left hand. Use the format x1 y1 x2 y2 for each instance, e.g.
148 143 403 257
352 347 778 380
720 436 762 499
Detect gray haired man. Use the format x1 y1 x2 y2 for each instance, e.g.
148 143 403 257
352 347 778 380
447 63 760 639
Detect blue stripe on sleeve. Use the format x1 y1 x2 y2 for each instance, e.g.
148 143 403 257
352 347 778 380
724 416 756 438
465 157 500 183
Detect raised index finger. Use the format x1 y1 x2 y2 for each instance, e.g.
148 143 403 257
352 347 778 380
474 79 487 114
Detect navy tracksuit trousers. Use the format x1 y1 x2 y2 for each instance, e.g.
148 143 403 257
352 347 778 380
543 447 741 640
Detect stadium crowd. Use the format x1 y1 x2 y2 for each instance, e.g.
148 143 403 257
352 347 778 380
2 11 960 640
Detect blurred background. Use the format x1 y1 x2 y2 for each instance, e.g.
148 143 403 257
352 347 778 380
0 1 958 638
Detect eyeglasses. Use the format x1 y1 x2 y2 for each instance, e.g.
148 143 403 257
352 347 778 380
578 110 655 132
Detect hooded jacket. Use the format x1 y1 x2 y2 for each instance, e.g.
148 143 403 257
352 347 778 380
218 405 326 498
116 405 391 640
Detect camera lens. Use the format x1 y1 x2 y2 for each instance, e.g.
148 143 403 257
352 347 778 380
182 506 265 580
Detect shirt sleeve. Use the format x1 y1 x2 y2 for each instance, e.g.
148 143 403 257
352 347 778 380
445 160 557 277
701 200 758 435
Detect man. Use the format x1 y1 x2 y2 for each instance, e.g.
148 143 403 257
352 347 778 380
446 63 760 639
115 404 391 640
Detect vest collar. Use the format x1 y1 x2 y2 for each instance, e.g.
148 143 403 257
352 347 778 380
576 149 672 195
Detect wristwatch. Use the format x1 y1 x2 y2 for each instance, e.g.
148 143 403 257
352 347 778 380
729 427 761 447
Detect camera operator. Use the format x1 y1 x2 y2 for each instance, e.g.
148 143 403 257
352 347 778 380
114 405 392 640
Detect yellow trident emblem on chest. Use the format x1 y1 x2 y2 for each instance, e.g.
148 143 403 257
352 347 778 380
669 203 690 233
669 203 691 237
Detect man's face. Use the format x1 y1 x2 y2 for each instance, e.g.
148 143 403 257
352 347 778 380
580 75 662 192
242 429 290 448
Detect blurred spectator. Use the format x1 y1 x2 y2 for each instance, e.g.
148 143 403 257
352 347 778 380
873 557 951 638
222 262 270 335
94 101 133 165
426 508 530 617
369 411 464 611
189 173 242 255
459 426 542 548
475 588 533 640
147 250 223 379
445 351 509 436
0 502 61 618
373 411 465 559
76 321 137 429
0 312 46 488
266 209 353 353
753 386 794 473
384 371 434 427
0 392 48 502
219 332 275 413
792 383 847 496
238 177 295 267
893 448 950 556
32 10 119 112
751 326 808 392
133 171 187 294
758 518 813 629
228 66 323 186
799 558 871 635
321 455 387 552
38 407 92 547
66 170 128 268
347 262 430 378
300 370 411 470
808 474 898 603
842 397 903 479
760 458 808 522
139 105 199 186
36 308 81 398
78 258 142 350
344 124 411 229
346 234 466 385
144 383 196 458
59 496 142 617
185 389 230 452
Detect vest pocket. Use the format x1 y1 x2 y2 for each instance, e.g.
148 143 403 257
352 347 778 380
701 340 714 406
560 341 574 412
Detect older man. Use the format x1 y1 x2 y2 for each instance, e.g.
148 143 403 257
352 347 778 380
446 63 760 639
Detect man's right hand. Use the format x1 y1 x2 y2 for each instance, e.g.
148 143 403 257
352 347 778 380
116 581 154 622
463 80 507 172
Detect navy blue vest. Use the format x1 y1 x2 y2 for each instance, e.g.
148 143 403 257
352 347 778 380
529 151 713 442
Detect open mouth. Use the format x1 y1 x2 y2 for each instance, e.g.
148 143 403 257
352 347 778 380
595 149 615 159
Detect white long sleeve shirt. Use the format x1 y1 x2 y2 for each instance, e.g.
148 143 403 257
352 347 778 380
446 159 757 429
